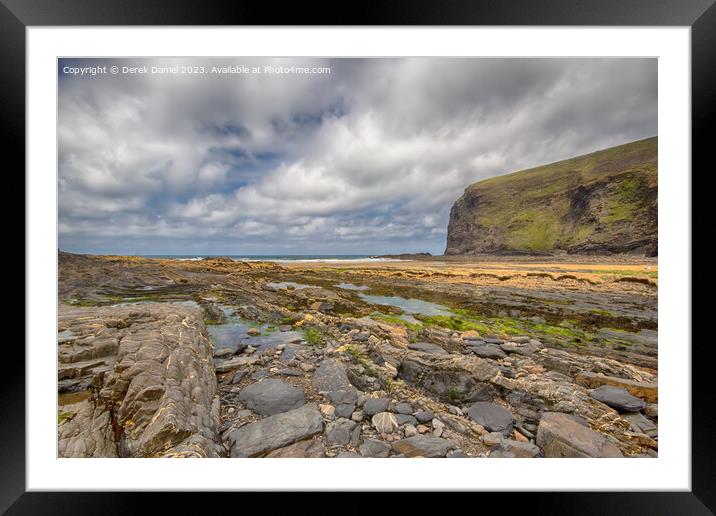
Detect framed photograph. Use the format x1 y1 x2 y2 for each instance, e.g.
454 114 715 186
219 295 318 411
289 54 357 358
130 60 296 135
8 0 711 512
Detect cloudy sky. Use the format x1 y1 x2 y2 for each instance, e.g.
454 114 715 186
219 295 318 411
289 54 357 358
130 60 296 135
58 58 657 256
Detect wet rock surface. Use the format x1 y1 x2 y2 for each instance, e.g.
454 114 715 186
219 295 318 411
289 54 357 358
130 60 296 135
238 379 305 416
58 303 223 458
58 252 658 459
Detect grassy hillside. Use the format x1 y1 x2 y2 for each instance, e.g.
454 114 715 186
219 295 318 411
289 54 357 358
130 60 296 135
445 137 658 255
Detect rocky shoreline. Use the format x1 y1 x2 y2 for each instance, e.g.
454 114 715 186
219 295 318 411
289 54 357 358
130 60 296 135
58 252 658 458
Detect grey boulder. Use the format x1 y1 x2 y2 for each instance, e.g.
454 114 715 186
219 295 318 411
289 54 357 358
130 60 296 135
391 435 453 457
229 403 324 457
363 397 390 416
536 412 623 458
360 438 392 458
326 418 358 445
489 439 542 458
408 342 449 354
467 402 514 436
238 379 305 416
589 385 646 412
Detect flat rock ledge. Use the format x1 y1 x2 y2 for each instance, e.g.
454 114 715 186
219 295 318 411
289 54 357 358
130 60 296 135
228 403 324 457
58 304 223 458
536 412 623 458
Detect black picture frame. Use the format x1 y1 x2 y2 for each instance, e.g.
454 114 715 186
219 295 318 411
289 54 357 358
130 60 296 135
5 0 711 512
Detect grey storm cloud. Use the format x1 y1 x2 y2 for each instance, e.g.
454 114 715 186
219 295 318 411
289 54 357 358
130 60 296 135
58 57 657 255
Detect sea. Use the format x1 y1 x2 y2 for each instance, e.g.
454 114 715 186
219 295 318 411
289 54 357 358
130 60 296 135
141 255 402 263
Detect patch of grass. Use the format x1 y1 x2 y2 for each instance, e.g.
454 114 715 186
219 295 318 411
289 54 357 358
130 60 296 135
371 313 423 332
58 411 75 425
589 308 615 317
342 344 379 377
452 137 656 254
67 298 98 307
305 327 325 347
446 387 463 403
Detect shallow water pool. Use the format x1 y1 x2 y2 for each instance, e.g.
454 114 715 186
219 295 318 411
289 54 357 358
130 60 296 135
358 293 453 317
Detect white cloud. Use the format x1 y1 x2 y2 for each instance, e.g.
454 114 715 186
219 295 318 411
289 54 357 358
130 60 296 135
58 57 657 254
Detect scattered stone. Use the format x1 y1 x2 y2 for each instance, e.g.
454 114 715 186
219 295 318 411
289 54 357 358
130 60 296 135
363 397 390 416
432 418 446 438
326 418 358 445
372 412 399 434
483 337 504 345
360 438 392 458
576 372 658 403
278 368 303 377
554 400 576 413
238 379 305 416
490 439 541 458
391 435 453 457
513 430 529 442
623 412 658 437
335 403 356 419
469 344 507 359
395 402 413 414
336 451 361 458
230 370 247 384
447 449 468 458
213 347 236 358
353 331 370 342
404 424 418 437
467 402 514 436
310 302 334 312
229 403 324 457
644 403 658 418
408 342 449 354
247 328 261 336
415 409 434 424
265 439 325 458
589 385 646 412
482 432 504 446
536 412 623 458
461 330 481 340
279 325 293 332
417 424 430 434
351 410 364 422
350 425 362 447
250 370 270 380
244 346 256 355
313 359 359 405
395 414 418 426
511 336 530 344
319 404 336 417
448 405 464 416
499 342 526 354
467 385 494 402
214 355 258 373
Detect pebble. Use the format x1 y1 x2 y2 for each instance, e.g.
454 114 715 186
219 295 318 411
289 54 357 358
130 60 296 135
372 412 399 434
644 403 658 418
404 424 418 437
482 432 504 446
351 410 364 422
395 402 413 415
417 424 430 434
448 405 464 416
415 410 434 424
319 404 335 417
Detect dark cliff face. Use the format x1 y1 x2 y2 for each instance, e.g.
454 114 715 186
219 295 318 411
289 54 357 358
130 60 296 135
445 137 658 256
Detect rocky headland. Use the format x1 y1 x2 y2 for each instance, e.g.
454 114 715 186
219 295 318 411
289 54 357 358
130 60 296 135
57 251 657 458
445 137 657 256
